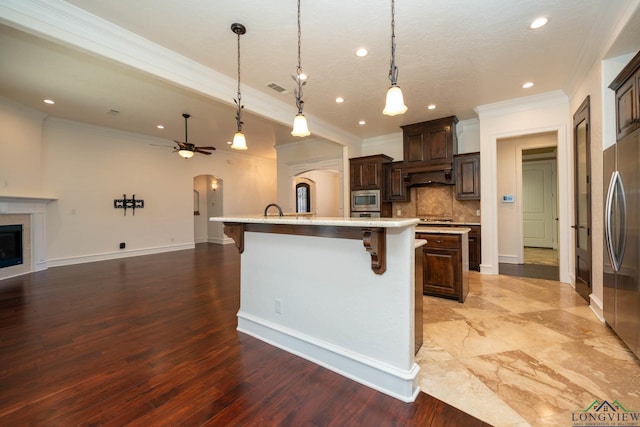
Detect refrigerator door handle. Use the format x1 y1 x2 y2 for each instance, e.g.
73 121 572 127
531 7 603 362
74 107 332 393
605 171 626 273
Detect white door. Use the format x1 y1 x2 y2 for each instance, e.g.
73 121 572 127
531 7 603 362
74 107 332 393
523 161 555 247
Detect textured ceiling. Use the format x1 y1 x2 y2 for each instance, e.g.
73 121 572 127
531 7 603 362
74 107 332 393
1 0 640 159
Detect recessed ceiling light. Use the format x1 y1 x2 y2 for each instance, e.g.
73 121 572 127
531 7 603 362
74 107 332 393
358 120 366 125
530 17 548 29
157 125 165 129
427 104 436 110
336 97 344 103
43 99 55 105
522 82 534 89
355 48 368 57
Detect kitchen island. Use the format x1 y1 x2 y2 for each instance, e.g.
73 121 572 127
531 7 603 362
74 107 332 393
209 215 420 402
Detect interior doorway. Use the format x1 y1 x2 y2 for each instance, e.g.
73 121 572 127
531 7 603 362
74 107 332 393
193 175 224 244
497 133 560 280
293 170 340 216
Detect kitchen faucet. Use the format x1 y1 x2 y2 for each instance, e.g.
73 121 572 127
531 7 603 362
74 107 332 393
264 203 283 216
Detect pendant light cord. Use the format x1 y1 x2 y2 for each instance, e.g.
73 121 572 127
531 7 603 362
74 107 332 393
293 0 306 114
235 29 244 132
297 0 302 76
388 0 399 85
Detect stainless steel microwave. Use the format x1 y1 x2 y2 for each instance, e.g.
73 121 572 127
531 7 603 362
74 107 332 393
351 189 381 212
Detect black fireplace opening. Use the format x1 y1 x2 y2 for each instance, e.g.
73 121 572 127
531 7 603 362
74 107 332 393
0 224 23 268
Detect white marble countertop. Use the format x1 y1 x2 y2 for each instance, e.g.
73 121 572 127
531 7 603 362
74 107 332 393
415 226 470 234
210 215 419 228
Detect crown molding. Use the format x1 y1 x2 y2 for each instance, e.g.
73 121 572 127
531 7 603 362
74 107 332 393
474 90 569 118
0 0 362 147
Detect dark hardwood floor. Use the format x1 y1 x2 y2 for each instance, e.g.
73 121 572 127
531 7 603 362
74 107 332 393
0 244 489 426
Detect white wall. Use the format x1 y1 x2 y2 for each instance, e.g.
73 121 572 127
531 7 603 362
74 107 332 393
0 98 47 197
295 170 340 216
41 118 275 265
207 176 226 243
362 132 403 160
193 176 208 243
476 91 571 283
276 138 345 215
1 99 276 267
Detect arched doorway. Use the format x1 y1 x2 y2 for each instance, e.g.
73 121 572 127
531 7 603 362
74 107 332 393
193 175 225 244
294 170 340 216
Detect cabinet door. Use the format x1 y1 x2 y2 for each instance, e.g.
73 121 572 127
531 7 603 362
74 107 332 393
383 163 409 202
615 76 637 140
362 161 380 188
455 153 480 200
425 125 452 163
404 130 425 163
350 162 363 189
468 226 481 271
423 247 461 299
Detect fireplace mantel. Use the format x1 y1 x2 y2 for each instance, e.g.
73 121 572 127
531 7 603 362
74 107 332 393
0 196 57 213
0 196 57 278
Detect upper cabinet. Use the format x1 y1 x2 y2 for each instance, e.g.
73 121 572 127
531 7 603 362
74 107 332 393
454 152 480 200
401 116 459 167
350 154 393 190
609 51 640 140
383 161 409 202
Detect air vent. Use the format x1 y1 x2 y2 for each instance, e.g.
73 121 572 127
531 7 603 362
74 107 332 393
266 82 287 94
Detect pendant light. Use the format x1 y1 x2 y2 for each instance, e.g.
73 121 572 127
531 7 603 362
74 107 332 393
383 0 408 116
231 23 248 150
291 0 310 137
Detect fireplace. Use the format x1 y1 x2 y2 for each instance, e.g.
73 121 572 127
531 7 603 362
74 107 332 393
0 224 23 268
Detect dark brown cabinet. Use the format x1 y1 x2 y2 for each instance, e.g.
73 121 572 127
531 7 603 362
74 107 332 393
610 52 640 140
467 225 481 271
350 154 392 190
454 152 480 200
383 161 409 202
401 116 458 167
417 233 469 302
419 224 481 271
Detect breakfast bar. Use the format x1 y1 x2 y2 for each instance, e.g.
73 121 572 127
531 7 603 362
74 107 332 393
210 215 421 402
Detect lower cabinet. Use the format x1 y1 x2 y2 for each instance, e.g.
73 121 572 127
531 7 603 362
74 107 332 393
467 225 481 271
417 233 469 303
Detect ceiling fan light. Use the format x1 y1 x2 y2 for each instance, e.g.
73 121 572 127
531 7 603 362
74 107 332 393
178 149 194 159
383 85 408 116
231 131 248 150
291 113 310 137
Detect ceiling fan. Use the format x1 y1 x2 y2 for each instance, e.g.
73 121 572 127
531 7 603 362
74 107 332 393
172 113 216 158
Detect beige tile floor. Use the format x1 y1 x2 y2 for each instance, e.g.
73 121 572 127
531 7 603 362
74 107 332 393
417 272 640 427
524 247 558 266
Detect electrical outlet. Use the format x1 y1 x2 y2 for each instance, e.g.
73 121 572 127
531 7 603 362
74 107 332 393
476 209 481 216
119 242 125 249
396 209 402 216
275 298 282 314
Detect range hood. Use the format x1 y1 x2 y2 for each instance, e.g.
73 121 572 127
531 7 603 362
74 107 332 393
406 167 454 187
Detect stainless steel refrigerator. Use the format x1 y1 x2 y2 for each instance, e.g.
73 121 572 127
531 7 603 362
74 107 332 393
603 127 640 359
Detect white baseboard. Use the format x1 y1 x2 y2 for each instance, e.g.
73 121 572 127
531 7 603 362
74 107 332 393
47 243 195 267
498 254 520 264
208 236 234 245
589 294 605 322
237 311 420 403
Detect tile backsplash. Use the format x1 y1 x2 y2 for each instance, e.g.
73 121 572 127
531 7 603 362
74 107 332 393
392 186 480 223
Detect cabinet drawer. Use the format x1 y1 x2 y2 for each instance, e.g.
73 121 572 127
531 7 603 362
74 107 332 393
418 234 460 249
